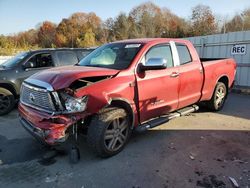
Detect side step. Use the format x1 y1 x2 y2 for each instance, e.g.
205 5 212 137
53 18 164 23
135 105 199 132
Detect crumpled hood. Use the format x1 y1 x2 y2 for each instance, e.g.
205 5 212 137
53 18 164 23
28 65 119 90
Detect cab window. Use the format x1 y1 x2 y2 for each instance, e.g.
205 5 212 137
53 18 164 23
145 45 174 68
56 51 78 66
25 53 53 69
176 44 192 65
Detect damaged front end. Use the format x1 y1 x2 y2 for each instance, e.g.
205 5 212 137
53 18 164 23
19 106 77 145
19 76 111 145
19 98 88 145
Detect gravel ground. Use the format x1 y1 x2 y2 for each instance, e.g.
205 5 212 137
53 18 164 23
0 93 249 188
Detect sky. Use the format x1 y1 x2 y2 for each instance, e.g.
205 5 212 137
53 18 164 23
0 0 250 35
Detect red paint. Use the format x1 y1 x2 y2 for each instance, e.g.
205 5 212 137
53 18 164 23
19 38 236 145
33 65 119 90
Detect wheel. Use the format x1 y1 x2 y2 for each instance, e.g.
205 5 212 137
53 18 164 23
207 82 227 111
0 87 15 115
87 107 131 157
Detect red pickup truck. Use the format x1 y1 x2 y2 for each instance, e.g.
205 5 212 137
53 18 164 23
19 38 236 158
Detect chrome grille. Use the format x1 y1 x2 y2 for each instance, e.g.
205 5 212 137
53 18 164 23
20 83 55 112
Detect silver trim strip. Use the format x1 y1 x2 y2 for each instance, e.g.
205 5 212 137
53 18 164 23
22 82 47 92
25 78 54 91
170 41 180 67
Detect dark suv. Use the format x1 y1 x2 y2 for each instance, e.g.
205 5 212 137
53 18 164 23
0 48 94 115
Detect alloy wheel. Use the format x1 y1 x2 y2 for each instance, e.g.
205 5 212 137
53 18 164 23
215 86 226 107
0 94 11 112
104 117 129 152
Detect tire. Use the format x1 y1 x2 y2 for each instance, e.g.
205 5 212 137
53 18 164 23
0 87 15 115
87 107 132 157
206 82 227 111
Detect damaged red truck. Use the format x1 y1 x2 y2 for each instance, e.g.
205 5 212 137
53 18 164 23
19 38 236 158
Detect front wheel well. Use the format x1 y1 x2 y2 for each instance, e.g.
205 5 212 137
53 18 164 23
83 99 135 130
0 83 18 98
109 100 134 129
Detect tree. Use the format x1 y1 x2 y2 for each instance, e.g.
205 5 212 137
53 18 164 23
112 13 131 40
128 2 189 38
3 2 248 55
55 12 102 47
160 8 189 38
224 15 244 32
242 8 250 30
0 35 16 55
102 18 116 42
76 28 96 47
129 2 162 37
37 21 57 48
190 4 218 36
127 16 141 38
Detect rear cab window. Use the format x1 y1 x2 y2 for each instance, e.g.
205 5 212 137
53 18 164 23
55 51 79 66
176 44 192 65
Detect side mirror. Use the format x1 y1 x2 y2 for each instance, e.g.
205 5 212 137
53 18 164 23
139 58 167 71
23 61 34 70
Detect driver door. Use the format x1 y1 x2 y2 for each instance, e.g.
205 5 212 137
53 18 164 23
20 52 54 82
136 44 180 123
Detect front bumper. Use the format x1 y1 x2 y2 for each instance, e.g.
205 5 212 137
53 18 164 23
20 117 51 145
19 103 87 145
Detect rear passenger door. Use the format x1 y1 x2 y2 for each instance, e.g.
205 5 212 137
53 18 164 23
54 51 79 66
176 43 203 108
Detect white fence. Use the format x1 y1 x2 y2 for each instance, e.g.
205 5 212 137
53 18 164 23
0 56 12 64
186 31 250 87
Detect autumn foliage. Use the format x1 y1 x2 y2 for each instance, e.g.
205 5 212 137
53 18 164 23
0 2 250 55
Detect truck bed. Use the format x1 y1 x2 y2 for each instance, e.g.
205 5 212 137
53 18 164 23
200 58 236 101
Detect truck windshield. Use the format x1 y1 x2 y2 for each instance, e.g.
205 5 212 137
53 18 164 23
1 52 28 68
78 43 143 70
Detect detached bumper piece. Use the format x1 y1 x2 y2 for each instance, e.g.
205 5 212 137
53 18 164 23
19 116 68 145
19 103 89 145
20 117 48 145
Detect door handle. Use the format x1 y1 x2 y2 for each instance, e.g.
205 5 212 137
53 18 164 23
170 72 179 78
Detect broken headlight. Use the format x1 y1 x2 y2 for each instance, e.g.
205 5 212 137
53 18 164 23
61 93 88 113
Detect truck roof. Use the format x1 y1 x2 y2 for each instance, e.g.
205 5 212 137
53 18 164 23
28 47 96 53
113 38 190 45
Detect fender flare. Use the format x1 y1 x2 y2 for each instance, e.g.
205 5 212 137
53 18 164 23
108 97 136 129
0 82 18 97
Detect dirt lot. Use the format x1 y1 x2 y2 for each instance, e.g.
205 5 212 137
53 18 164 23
0 93 249 188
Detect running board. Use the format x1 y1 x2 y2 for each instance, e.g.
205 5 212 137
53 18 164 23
135 105 199 132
